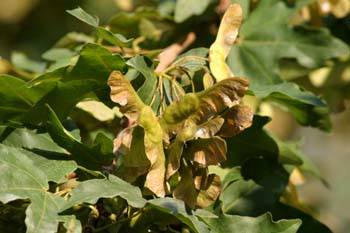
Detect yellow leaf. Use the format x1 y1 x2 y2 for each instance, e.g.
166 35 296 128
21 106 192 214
209 4 243 82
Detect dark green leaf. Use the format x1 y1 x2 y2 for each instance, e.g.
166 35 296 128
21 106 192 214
223 115 278 167
24 80 99 124
45 105 114 170
0 75 39 121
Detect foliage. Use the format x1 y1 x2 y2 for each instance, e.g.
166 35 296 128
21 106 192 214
0 0 349 232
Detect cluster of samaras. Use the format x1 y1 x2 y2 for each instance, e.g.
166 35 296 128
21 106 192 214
107 4 253 208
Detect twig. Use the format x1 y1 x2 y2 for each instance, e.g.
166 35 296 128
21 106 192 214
155 32 196 72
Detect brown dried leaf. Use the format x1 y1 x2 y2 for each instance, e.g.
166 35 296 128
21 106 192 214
218 104 253 137
195 174 221 208
107 71 144 123
185 137 227 167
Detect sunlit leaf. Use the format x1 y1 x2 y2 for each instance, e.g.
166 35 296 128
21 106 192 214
67 7 99 27
209 4 243 81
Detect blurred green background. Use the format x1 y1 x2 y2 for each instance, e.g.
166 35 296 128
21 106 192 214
0 0 349 232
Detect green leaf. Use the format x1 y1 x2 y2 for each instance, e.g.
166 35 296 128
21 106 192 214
76 100 116 122
223 115 278 167
205 213 301 233
228 0 349 130
67 43 126 83
67 7 99 27
0 144 78 233
219 162 331 232
147 198 210 233
0 127 75 181
221 158 289 216
174 0 211 22
230 0 349 87
126 55 158 105
96 27 133 47
60 174 146 211
257 82 331 131
24 80 99 124
274 136 303 166
45 105 114 170
67 7 133 48
0 75 39 121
